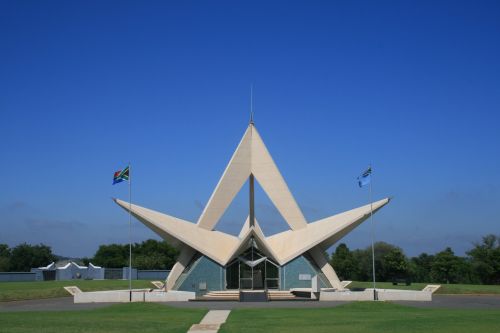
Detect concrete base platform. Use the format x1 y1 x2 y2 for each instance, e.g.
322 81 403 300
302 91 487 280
320 288 432 301
74 289 195 303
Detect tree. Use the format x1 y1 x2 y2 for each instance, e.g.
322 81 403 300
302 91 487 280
91 239 178 269
351 248 370 281
0 244 11 271
467 234 500 284
330 243 357 280
383 247 409 280
341 241 409 282
430 247 470 284
372 242 407 281
410 253 434 283
9 243 56 271
92 244 128 268
132 239 179 270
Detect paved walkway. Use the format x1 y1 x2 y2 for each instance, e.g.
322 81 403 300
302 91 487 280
1 295 500 312
187 310 231 333
0 297 112 312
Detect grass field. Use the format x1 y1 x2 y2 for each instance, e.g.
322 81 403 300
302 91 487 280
1 302 499 333
0 280 154 302
220 302 500 333
0 303 206 333
349 281 500 294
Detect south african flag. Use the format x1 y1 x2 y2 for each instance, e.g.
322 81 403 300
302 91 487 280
113 166 129 185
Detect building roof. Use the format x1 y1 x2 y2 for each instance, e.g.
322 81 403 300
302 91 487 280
114 123 390 268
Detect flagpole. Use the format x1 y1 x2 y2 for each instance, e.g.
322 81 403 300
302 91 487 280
369 165 376 301
128 162 132 302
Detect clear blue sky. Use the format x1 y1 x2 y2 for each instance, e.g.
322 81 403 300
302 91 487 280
1 1 499 258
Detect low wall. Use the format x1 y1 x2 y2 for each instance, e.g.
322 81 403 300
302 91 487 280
74 290 195 303
378 289 432 301
0 272 37 282
320 288 432 301
144 290 194 302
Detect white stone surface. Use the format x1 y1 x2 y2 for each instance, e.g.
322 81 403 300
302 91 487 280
188 310 231 333
378 289 432 301
74 290 195 303
422 284 441 293
309 246 343 290
166 246 196 290
320 288 432 301
144 290 195 302
341 281 353 288
150 281 164 289
63 286 82 296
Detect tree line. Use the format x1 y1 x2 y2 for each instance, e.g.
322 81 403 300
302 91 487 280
1 235 499 285
330 234 500 285
0 243 56 272
0 239 179 272
85 239 179 270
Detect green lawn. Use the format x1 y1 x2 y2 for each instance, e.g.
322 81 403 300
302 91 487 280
348 281 500 294
0 280 154 302
0 303 206 333
1 302 499 333
0 301 499 333
219 302 500 333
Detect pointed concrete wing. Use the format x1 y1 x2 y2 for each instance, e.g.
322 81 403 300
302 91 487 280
266 198 391 264
228 217 280 264
165 246 195 290
250 127 307 230
114 199 239 266
309 246 343 290
197 124 307 231
196 127 252 230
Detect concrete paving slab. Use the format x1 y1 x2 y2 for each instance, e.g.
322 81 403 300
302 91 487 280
188 323 219 333
200 310 231 324
188 310 231 333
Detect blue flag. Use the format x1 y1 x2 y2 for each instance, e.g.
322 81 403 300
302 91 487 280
357 167 372 188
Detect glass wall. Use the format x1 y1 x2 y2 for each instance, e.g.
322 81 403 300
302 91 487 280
225 241 280 290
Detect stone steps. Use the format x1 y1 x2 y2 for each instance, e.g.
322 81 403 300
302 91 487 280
194 290 305 302
197 291 240 301
239 291 267 302
267 290 297 301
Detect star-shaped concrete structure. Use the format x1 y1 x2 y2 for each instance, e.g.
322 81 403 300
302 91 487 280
115 123 390 291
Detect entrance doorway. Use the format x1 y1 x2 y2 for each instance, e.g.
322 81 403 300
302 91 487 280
225 242 280 290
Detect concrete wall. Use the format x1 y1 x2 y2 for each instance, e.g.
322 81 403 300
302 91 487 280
281 255 329 290
32 269 44 281
122 267 138 280
0 272 36 282
377 289 432 301
137 270 170 280
88 264 105 279
74 290 195 303
319 288 432 301
4 266 164 282
176 256 224 295
30 262 105 281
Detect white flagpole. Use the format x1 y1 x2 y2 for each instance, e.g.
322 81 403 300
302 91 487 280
128 162 132 302
369 166 377 301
